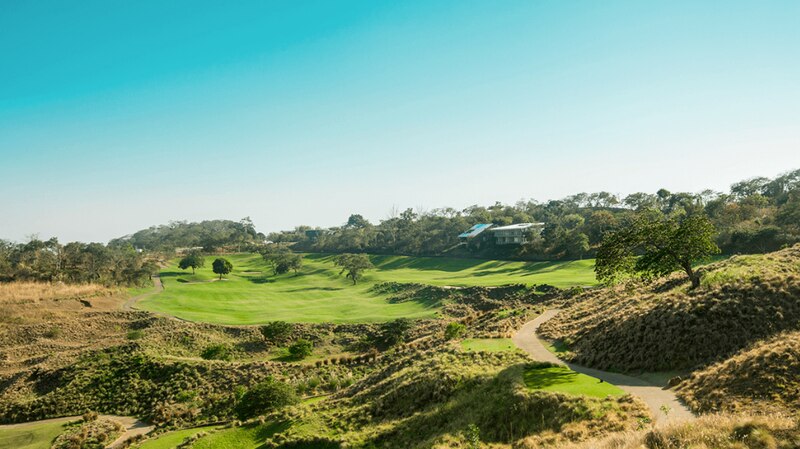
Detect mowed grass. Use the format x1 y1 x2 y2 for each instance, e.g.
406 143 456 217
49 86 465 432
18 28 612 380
137 253 595 324
135 425 219 449
190 422 287 449
460 338 518 352
524 365 625 398
0 419 72 449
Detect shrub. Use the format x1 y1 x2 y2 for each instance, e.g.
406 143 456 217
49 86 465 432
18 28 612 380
201 343 232 361
127 329 144 340
43 326 61 339
444 322 467 340
235 378 299 419
380 318 412 346
289 339 313 359
260 321 293 343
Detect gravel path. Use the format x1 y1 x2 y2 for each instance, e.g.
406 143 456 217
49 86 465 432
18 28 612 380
512 309 695 426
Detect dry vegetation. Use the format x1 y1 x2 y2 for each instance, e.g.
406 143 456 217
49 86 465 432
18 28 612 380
678 330 800 414
550 413 799 449
0 279 554 431
0 282 138 377
0 282 116 305
539 245 800 373
223 351 649 448
50 415 125 449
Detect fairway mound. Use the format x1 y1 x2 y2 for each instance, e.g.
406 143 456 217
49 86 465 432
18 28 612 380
539 245 800 372
677 330 800 414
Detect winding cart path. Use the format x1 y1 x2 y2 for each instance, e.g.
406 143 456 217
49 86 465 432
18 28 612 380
122 274 163 310
513 309 695 426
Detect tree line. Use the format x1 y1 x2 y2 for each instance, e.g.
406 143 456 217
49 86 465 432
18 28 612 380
271 169 800 260
110 218 264 252
0 237 157 286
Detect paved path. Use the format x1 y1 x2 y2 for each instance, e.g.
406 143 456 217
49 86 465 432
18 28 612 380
123 275 163 311
106 415 154 449
512 309 695 426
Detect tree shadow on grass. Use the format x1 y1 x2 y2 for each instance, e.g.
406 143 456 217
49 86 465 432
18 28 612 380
248 278 276 284
372 255 489 272
284 287 344 292
523 365 580 390
159 270 189 278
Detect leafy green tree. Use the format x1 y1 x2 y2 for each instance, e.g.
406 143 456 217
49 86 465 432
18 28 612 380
178 251 205 274
235 378 299 419
286 253 303 275
212 257 233 280
346 214 370 229
260 244 302 275
444 322 466 340
260 321 294 343
595 212 720 288
288 339 313 359
333 253 374 284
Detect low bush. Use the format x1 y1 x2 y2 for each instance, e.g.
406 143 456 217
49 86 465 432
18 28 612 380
235 378 299 419
261 321 294 343
288 339 313 360
201 344 232 361
444 322 467 340
51 417 124 449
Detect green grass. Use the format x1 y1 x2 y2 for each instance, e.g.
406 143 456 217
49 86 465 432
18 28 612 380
135 425 219 449
460 338 518 352
190 422 287 449
137 253 595 324
524 365 625 398
0 419 72 449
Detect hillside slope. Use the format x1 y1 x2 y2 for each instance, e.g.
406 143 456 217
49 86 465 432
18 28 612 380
677 330 800 414
539 245 800 372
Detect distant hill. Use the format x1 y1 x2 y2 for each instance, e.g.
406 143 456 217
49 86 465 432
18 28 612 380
111 218 265 252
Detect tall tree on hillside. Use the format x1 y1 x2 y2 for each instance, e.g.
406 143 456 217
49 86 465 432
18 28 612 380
595 211 720 288
178 251 205 274
212 257 233 280
333 253 374 285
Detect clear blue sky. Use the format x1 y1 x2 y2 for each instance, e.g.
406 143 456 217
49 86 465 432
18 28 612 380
1 0 799 242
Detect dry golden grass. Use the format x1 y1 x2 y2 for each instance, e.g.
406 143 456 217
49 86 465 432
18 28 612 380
0 281 116 304
0 281 138 377
540 413 799 449
678 330 800 414
0 282 125 325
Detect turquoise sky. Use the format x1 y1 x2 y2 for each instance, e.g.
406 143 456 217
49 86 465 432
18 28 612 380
1 1 799 242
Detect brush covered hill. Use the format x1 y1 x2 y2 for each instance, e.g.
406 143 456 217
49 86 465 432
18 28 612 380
552 413 800 449
187 350 649 449
677 330 800 414
538 244 800 373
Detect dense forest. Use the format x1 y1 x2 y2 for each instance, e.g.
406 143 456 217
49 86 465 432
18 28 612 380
272 169 800 260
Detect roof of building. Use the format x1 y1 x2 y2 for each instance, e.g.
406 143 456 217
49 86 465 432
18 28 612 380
458 223 494 239
491 222 544 231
